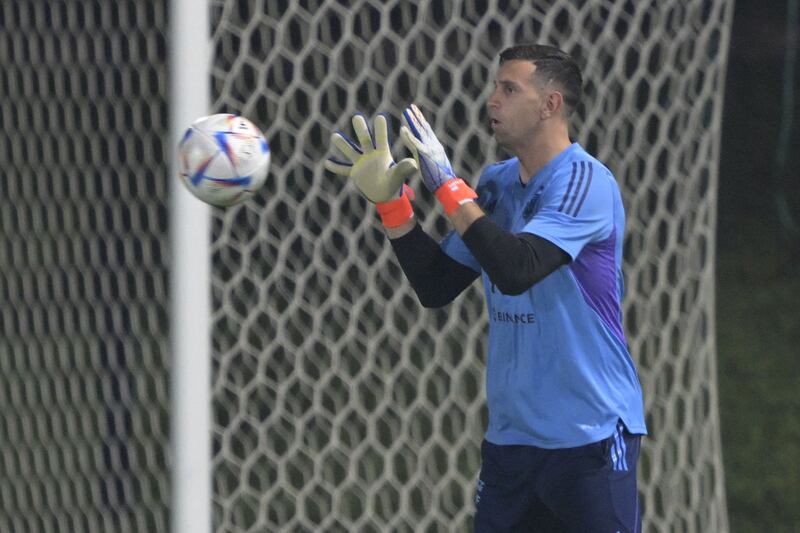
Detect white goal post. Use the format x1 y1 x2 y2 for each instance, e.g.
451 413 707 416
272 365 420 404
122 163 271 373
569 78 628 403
170 0 211 533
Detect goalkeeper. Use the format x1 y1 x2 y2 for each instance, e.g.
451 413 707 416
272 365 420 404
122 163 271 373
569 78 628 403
326 44 647 533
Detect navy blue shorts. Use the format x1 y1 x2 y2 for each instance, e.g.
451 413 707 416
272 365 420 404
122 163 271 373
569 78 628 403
474 422 642 533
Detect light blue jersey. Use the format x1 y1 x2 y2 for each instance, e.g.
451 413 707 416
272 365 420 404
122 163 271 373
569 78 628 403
442 143 647 448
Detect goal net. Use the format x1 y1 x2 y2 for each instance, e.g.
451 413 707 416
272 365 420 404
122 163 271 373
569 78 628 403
0 2 171 532
210 1 732 532
0 1 732 532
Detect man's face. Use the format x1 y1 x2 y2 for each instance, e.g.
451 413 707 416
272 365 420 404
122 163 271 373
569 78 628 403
487 60 548 150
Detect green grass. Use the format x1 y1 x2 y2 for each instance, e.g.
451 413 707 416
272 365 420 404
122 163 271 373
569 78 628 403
716 218 800 532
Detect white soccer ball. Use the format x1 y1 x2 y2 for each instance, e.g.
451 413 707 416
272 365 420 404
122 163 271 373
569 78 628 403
177 113 271 207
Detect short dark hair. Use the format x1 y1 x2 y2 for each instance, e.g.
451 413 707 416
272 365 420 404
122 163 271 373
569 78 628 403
499 44 582 114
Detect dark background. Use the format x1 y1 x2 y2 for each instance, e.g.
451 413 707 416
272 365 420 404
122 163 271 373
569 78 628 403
718 0 800 530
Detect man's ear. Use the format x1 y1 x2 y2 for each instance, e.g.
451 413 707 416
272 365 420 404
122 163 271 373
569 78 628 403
541 90 565 118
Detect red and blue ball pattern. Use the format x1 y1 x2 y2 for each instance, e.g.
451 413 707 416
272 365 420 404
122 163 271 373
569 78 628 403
178 113 270 207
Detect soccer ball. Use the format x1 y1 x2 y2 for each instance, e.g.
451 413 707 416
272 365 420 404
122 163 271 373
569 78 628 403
177 113 271 207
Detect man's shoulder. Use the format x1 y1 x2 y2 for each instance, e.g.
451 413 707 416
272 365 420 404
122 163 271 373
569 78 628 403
538 147 622 219
552 146 618 191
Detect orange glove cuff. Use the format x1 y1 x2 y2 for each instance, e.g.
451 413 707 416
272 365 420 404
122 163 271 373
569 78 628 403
434 178 477 215
376 185 415 228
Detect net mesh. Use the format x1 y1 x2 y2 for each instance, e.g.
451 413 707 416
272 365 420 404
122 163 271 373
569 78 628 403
210 1 732 532
0 1 170 532
0 1 733 532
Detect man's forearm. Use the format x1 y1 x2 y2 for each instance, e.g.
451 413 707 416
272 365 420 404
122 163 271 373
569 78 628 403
388 224 479 307
448 200 486 236
449 201 570 295
384 217 417 239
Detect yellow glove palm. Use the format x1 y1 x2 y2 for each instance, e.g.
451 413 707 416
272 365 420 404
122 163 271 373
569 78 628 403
324 114 417 203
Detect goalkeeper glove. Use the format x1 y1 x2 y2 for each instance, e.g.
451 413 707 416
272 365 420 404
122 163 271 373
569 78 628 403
325 113 418 227
400 104 477 215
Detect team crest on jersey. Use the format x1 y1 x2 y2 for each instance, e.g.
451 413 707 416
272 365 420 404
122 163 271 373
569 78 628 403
522 186 545 222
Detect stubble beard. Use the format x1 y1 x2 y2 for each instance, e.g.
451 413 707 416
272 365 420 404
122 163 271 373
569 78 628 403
493 129 522 157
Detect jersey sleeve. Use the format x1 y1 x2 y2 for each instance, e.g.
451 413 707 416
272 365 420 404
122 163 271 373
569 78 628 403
441 229 481 272
522 160 614 260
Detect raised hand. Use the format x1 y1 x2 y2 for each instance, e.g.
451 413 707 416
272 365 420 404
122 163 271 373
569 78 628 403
325 113 417 203
399 104 457 193
400 104 477 216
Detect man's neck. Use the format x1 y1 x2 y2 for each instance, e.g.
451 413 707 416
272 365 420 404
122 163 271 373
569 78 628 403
517 129 572 184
